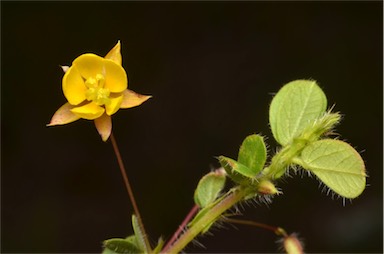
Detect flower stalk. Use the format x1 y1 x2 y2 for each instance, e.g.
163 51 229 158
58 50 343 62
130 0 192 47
224 217 284 235
110 132 152 253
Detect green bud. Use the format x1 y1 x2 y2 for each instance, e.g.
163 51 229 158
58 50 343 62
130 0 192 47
257 180 279 195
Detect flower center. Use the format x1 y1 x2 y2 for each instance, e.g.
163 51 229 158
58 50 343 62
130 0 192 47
85 74 111 106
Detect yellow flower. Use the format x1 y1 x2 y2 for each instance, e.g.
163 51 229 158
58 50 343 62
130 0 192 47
48 41 151 141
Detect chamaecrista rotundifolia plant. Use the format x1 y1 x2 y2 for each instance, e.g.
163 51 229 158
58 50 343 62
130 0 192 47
48 42 367 254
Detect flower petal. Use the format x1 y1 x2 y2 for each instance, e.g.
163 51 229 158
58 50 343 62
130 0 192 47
63 66 87 105
106 94 123 116
105 41 122 66
94 113 112 142
47 102 80 126
104 59 127 93
71 102 105 120
73 53 104 79
120 89 152 109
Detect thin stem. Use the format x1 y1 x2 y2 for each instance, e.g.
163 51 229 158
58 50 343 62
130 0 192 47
223 218 288 237
110 132 152 253
162 204 200 253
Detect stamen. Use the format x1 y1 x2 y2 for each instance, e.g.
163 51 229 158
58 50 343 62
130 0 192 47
84 74 110 105
85 87 97 101
85 77 97 88
96 74 105 88
94 87 111 105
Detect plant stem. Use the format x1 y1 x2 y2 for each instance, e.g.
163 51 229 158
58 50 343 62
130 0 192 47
162 204 200 253
163 187 246 254
110 132 152 253
223 218 288 237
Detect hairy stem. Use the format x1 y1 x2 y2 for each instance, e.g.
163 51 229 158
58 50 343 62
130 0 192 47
162 204 200 253
162 187 246 253
110 132 152 253
162 130 303 253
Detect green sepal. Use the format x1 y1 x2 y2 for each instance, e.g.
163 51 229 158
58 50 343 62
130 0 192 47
269 80 327 146
194 169 226 208
238 134 267 174
102 237 143 254
218 156 257 185
295 139 366 198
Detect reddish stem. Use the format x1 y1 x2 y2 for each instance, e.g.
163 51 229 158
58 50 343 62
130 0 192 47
224 217 288 237
162 204 200 252
110 132 152 252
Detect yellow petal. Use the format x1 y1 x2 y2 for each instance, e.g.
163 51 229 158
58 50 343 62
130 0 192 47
120 89 152 109
94 113 112 142
71 102 105 120
105 41 122 65
73 53 104 79
47 102 80 126
62 66 87 105
104 59 127 93
106 94 123 116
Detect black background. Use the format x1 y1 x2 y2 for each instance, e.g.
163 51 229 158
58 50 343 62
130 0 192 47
1 1 382 253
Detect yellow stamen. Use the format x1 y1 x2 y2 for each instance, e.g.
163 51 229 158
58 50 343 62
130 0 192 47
85 74 111 106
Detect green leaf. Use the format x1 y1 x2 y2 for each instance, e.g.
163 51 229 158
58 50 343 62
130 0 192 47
152 237 165 254
297 139 366 198
125 235 141 248
269 80 327 146
194 169 226 208
103 238 142 254
102 247 118 254
238 134 267 174
132 215 147 253
218 156 256 185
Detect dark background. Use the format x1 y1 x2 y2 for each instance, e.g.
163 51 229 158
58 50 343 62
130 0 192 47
1 1 382 253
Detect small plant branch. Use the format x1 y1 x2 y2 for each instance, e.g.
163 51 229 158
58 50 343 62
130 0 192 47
162 187 247 254
224 218 288 237
162 146 289 253
162 204 200 253
110 132 152 253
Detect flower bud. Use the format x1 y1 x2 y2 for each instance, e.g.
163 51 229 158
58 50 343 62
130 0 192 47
283 234 304 254
257 180 279 195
